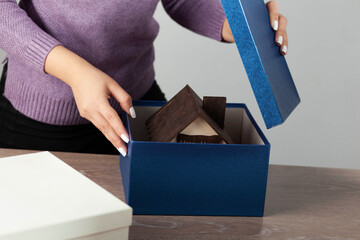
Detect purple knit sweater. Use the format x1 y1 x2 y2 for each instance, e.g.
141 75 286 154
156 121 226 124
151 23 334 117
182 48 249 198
0 0 225 125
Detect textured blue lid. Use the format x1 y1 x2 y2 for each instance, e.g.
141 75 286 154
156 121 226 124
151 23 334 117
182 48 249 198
221 0 301 128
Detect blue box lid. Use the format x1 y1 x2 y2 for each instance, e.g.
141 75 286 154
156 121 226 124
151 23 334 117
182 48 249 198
221 0 301 128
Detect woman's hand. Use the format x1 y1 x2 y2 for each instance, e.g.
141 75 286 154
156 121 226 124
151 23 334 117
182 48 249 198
266 1 288 55
221 0 288 55
70 66 135 157
45 45 135 157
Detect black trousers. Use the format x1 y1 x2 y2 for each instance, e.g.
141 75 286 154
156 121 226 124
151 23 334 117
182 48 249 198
0 62 166 154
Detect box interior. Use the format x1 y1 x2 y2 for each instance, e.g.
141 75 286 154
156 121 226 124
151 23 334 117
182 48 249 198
128 106 264 145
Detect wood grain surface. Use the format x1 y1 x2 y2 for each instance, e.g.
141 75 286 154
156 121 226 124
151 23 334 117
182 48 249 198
203 96 226 129
1 148 360 240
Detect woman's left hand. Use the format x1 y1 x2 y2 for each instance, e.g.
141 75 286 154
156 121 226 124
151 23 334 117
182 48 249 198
221 0 288 55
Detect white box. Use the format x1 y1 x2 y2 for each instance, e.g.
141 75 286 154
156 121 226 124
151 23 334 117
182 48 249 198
0 152 132 240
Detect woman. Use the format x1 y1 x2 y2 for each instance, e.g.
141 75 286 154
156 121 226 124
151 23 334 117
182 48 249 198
0 0 288 155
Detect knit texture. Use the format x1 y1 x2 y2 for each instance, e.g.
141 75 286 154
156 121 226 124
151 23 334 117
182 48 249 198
0 0 226 125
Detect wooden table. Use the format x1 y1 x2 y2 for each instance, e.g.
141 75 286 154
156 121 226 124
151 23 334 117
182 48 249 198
1 148 360 240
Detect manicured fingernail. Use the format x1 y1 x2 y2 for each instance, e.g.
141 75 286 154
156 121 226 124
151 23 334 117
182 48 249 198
277 36 283 45
121 134 129 143
129 107 136 118
117 147 127 157
281 45 288 54
273 20 278 31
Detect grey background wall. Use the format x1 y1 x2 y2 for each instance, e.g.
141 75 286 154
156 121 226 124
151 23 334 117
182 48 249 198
152 0 360 169
1 0 359 169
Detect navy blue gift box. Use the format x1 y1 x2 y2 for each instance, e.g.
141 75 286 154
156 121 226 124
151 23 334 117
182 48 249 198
119 0 300 216
121 101 270 216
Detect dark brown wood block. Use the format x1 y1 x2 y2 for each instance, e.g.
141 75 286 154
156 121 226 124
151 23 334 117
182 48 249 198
203 96 226 129
145 85 234 144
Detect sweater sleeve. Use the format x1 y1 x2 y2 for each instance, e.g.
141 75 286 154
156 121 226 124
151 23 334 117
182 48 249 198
161 0 226 41
0 0 61 72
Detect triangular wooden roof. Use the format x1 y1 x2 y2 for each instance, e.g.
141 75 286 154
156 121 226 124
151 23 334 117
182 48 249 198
146 85 234 144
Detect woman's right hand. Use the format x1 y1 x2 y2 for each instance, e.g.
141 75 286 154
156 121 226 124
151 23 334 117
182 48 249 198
71 65 135 157
45 45 134 156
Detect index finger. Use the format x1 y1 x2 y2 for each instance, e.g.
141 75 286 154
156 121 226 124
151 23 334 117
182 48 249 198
89 111 128 156
266 0 279 31
100 101 130 143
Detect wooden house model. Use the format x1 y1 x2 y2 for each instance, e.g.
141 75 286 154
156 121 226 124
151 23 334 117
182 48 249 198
145 85 234 144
